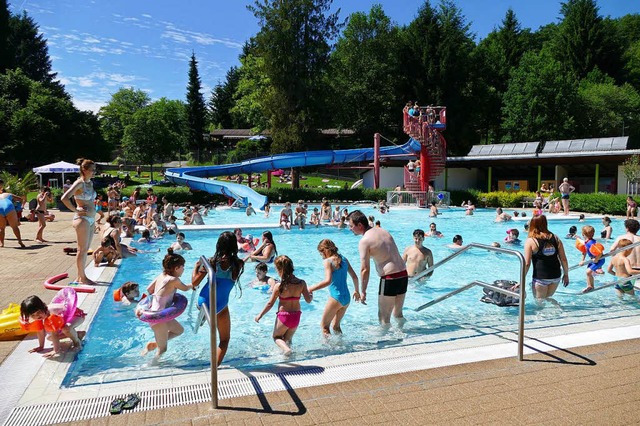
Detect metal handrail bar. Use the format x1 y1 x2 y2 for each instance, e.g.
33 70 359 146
580 272 640 293
415 280 520 311
412 243 527 361
568 240 640 271
198 255 218 409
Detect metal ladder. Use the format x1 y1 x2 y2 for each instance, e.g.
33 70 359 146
411 243 527 361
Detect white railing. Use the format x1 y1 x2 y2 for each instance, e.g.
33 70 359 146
387 190 450 207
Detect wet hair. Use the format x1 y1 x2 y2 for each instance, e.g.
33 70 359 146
602 216 611 225
163 248 185 275
568 225 577 235
121 281 139 296
375 220 381 226
618 238 633 250
582 225 595 239
209 231 244 291
521 212 527 217
624 219 640 234
20 295 48 322
107 215 122 226
579 214 585 220
528 215 551 239
318 239 341 268
510 229 519 238
261 231 277 256
453 235 463 243
141 229 151 239
524 221 530 231
413 229 425 238
101 235 115 247
177 232 185 239
76 158 95 178
255 262 268 274
274 255 296 295
348 210 369 228
491 242 501 248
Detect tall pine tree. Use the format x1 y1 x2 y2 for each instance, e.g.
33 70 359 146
186 52 207 163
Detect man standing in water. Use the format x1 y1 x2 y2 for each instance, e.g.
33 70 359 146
348 210 407 324
558 177 575 215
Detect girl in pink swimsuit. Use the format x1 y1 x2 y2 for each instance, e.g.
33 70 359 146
255 255 312 356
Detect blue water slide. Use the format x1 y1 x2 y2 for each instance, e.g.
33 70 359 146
165 138 421 210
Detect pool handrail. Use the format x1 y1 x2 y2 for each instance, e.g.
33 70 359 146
567 240 640 271
579 272 640 294
412 243 527 361
198 255 218 409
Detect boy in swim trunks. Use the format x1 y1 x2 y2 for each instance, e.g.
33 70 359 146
402 229 433 279
607 239 636 298
579 225 605 293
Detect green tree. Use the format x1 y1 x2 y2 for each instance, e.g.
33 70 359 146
578 73 640 145
554 0 621 80
98 88 150 149
0 0 10 73
0 68 109 164
7 11 64 96
209 66 250 129
249 0 342 186
121 98 187 179
502 50 579 142
186 52 207 163
232 43 271 132
329 5 403 140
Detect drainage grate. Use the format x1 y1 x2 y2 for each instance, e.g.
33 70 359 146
4 341 518 426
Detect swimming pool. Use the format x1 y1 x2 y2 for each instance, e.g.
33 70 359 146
63 206 640 387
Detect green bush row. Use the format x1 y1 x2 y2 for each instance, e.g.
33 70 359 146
450 190 628 215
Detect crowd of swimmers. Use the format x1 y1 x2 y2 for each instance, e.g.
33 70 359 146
11 162 640 365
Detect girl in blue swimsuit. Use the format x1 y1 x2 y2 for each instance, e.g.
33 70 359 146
0 179 26 248
192 231 244 365
61 158 97 285
308 239 361 336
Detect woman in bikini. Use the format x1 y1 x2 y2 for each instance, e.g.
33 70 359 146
255 255 312 355
0 178 26 248
61 158 97 284
245 231 277 263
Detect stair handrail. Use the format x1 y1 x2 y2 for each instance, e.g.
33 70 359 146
412 243 527 361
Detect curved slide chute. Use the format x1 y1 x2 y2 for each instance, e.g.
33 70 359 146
165 139 421 210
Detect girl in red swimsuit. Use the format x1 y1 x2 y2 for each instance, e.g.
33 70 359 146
254 255 312 355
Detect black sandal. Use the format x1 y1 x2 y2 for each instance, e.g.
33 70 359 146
109 398 126 415
122 393 141 410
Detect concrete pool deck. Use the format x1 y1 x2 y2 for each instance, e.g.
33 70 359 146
1 210 640 425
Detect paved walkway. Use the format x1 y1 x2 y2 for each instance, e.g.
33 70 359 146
2 211 640 425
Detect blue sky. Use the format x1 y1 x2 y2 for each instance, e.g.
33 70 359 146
10 0 638 113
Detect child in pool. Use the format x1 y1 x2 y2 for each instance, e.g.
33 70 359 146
578 225 605 293
139 248 196 362
251 262 277 291
113 281 142 305
191 231 245 365
20 294 85 358
137 229 155 243
93 235 117 267
566 225 578 239
607 239 636 298
255 255 312 355
308 239 360 336
504 228 521 245
169 232 192 252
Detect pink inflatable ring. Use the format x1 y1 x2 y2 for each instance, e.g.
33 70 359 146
136 293 187 325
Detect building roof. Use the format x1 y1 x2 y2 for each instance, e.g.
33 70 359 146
448 136 638 165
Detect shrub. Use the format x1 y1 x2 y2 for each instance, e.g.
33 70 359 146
473 191 627 214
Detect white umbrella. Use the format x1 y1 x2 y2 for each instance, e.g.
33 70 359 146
33 161 80 188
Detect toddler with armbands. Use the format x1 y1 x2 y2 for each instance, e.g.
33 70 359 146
19 291 85 358
577 225 605 293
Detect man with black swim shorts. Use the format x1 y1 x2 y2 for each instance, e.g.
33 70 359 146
348 210 407 324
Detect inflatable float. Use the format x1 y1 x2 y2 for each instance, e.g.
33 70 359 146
136 293 187 325
44 273 96 293
0 303 31 340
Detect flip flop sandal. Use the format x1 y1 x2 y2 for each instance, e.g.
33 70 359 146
109 398 126 415
63 247 77 253
122 393 141 410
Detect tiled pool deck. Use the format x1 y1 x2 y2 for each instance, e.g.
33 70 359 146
1 210 640 425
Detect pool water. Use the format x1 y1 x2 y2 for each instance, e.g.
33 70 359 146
63 206 640 386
